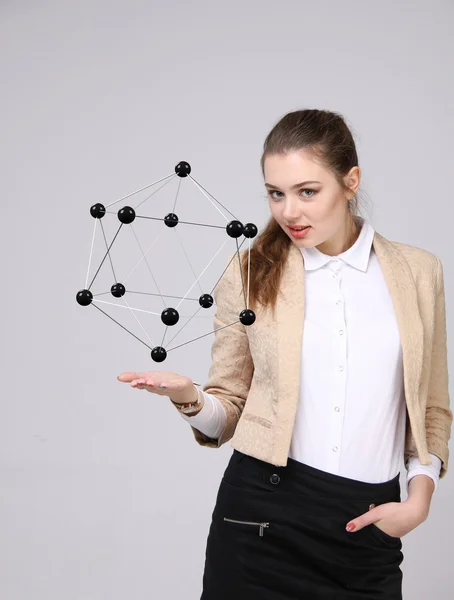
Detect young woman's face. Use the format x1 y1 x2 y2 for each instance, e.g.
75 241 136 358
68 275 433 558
264 151 359 252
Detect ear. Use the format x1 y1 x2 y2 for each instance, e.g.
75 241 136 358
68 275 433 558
344 165 361 198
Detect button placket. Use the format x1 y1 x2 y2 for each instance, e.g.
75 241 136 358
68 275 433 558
330 261 345 467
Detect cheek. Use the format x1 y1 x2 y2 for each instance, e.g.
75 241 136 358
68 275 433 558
268 201 280 218
309 198 337 222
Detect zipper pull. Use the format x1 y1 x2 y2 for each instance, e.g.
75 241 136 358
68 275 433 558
259 522 270 537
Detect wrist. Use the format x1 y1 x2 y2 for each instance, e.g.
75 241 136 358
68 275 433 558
170 383 204 416
404 499 429 525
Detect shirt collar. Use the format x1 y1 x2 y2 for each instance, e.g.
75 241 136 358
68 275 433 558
299 216 375 272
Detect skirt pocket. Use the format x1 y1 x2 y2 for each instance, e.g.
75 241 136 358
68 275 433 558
205 479 278 589
351 499 402 547
369 521 401 545
223 517 270 537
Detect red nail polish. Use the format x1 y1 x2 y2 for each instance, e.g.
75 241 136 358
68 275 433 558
346 523 356 532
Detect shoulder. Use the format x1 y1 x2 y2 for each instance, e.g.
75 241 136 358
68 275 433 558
224 250 249 278
389 237 436 258
216 252 246 294
386 238 440 269
385 238 443 286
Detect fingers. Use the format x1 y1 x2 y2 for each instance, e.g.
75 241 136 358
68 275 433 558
131 378 146 388
117 371 190 394
346 505 379 532
123 375 166 391
132 381 150 389
132 378 159 386
117 372 152 382
117 372 138 382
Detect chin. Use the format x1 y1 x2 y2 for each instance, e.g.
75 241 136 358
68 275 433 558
287 231 312 243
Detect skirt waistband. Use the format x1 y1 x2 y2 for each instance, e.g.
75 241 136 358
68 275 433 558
230 450 401 504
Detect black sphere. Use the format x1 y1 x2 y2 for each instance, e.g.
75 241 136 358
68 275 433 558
199 294 214 308
243 223 258 239
175 161 191 177
151 346 167 362
118 206 136 224
90 203 106 219
111 283 126 298
226 220 244 238
161 308 179 326
164 213 179 227
239 308 256 326
76 289 93 306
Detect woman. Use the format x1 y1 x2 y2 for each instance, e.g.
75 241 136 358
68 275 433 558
118 109 452 599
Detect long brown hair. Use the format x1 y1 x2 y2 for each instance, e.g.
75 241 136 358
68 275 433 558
239 108 367 316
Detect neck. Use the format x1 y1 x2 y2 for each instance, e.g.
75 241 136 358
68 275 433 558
316 214 360 256
346 215 360 249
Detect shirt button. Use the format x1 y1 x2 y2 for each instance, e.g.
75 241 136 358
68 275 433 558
335 407 340 412
339 366 344 371
336 300 341 305
332 446 338 452
339 330 344 335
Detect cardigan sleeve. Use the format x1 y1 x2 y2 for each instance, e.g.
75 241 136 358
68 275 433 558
425 256 453 479
186 252 254 448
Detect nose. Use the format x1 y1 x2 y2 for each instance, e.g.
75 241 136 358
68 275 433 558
282 205 303 222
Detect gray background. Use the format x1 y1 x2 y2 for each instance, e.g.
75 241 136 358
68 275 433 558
2 0 453 598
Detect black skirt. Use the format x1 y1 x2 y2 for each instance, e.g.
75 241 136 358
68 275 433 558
200 449 403 599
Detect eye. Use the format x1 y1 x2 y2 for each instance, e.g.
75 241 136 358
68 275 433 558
267 188 317 200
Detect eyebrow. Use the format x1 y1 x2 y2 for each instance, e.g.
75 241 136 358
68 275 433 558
264 180 322 190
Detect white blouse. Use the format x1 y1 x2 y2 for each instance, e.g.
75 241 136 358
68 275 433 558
180 217 442 494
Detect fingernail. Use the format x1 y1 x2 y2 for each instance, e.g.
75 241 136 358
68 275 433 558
159 385 166 389
346 523 356 532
